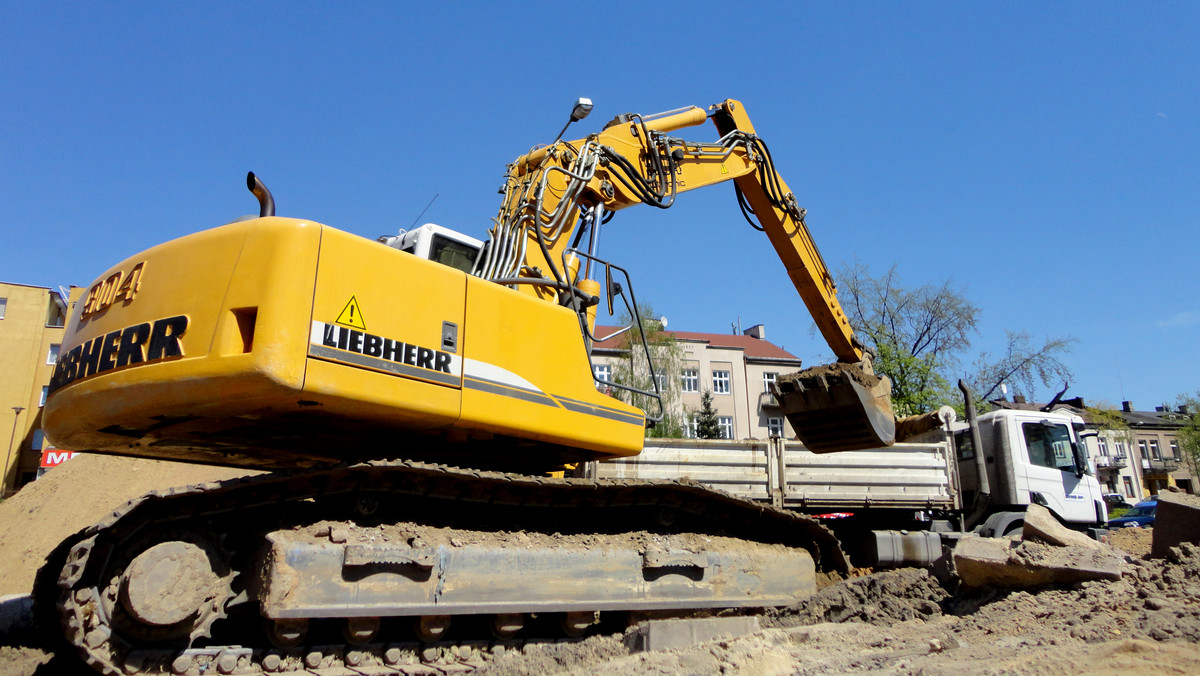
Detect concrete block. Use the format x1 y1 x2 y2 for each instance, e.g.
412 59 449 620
1022 503 1102 550
626 616 761 652
953 536 1121 589
1151 491 1200 558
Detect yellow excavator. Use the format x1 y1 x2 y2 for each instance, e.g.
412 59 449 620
41 99 895 675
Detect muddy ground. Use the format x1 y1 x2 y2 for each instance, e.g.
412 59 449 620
2 455 1198 675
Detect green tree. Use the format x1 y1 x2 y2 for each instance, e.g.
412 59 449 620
607 304 686 438
1085 402 1136 466
838 262 979 415
1175 392 1200 482
694 390 722 439
837 262 1076 414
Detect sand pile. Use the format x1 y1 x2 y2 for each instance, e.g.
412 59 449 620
0 453 255 597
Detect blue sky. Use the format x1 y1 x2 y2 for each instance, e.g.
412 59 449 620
2 2 1197 410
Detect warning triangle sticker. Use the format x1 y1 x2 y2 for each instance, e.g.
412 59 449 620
335 296 367 330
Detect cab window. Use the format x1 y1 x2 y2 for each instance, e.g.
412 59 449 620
429 235 479 272
954 430 975 461
1022 422 1076 473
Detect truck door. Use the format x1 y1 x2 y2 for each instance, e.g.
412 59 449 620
1016 419 1098 524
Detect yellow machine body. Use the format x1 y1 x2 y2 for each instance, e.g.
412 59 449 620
46 98 895 470
44 218 645 470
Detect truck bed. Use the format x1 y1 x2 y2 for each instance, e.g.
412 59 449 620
592 436 960 512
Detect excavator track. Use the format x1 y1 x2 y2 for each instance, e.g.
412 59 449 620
41 460 849 675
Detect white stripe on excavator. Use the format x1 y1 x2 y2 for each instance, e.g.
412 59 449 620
462 358 539 392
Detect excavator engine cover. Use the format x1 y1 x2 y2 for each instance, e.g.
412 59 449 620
773 363 895 453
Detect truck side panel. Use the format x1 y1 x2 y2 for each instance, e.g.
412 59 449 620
595 437 959 512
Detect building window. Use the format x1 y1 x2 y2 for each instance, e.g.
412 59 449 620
762 372 778 392
1098 437 1109 456
1138 440 1149 459
46 296 66 328
1148 440 1161 460
712 370 731 395
1114 440 1127 458
767 417 784 437
681 369 699 393
684 417 698 439
717 416 734 439
40 386 48 407
1171 440 1181 460
593 364 611 383
0 297 6 319
1123 476 1134 497
653 373 668 393
47 343 61 365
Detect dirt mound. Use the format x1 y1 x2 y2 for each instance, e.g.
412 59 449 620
560 544 1200 675
1106 525 1153 558
0 454 255 597
948 542 1200 645
765 567 948 627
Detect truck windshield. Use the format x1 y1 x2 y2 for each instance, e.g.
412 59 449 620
1022 422 1077 474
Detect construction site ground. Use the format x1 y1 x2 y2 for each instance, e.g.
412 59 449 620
2 455 1199 675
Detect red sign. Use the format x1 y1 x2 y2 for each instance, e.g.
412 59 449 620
39 448 80 468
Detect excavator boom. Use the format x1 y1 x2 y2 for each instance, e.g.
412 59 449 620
478 99 894 450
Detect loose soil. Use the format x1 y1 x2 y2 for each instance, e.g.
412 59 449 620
0 453 256 597
2 454 1198 675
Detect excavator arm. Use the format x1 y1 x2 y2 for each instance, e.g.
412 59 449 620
477 99 894 451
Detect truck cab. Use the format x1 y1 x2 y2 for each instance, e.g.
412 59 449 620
954 409 1106 534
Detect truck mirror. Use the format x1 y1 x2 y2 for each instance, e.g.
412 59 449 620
1071 442 1088 478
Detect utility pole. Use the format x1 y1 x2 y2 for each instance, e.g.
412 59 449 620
4 406 25 496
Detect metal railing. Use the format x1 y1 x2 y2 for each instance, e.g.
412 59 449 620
758 391 781 413
1141 457 1180 473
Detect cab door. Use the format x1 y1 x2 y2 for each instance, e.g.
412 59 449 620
1015 418 1099 524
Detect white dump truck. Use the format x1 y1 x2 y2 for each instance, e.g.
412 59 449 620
591 396 1107 568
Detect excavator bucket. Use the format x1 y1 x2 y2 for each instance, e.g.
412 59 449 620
772 362 896 453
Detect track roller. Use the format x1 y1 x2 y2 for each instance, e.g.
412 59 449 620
266 618 307 648
491 613 525 639
344 616 381 645
415 614 451 642
561 611 600 638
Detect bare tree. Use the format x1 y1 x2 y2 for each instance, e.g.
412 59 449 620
837 262 1075 413
969 331 1077 403
838 262 979 415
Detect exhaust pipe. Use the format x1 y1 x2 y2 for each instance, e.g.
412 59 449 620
959 379 991 530
247 172 275 218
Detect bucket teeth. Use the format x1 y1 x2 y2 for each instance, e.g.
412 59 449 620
773 362 896 453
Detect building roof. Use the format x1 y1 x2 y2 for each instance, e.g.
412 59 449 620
988 397 1188 430
593 325 801 361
